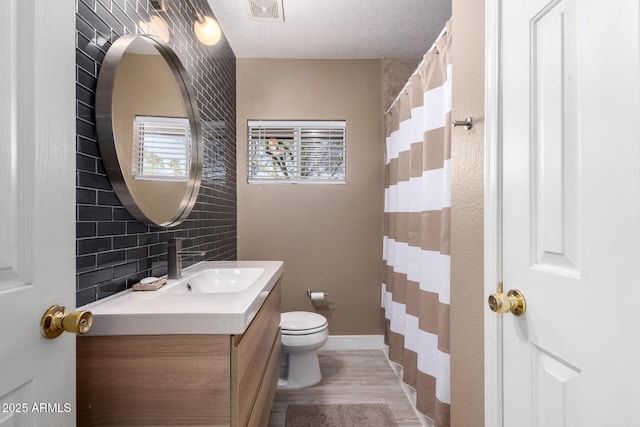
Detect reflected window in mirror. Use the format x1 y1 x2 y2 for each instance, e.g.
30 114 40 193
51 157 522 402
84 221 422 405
133 116 192 182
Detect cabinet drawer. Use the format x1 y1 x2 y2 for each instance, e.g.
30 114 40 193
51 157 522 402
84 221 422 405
231 281 281 426
77 335 231 426
246 330 280 427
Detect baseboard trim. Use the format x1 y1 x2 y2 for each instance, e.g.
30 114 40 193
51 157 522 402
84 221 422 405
320 335 384 351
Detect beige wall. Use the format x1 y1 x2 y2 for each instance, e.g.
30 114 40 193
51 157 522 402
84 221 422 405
236 59 385 335
382 58 421 111
450 0 485 425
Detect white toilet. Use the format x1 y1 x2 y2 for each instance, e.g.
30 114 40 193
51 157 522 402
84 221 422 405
278 311 329 389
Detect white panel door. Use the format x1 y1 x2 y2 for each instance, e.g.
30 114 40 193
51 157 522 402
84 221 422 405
500 0 640 425
0 0 76 425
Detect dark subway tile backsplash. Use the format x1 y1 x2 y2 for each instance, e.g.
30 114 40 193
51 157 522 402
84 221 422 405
76 50 97 78
77 136 100 157
78 205 113 221
75 0 236 305
113 235 137 249
97 221 126 236
76 188 96 205
78 237 112 255
97 190 121 206
76 222 97 239
77 170 111 190
78 267 113 290
77 254 97 273
97 250 127 268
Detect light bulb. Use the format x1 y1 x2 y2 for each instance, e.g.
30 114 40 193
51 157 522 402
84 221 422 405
194 16 222 46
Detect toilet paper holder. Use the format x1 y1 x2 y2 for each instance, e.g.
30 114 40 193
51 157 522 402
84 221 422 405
306 289 329 299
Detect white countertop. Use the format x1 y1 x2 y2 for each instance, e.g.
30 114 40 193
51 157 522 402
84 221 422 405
79 260 284 336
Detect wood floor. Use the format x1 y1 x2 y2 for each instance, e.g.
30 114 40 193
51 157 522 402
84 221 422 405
268 350 425 427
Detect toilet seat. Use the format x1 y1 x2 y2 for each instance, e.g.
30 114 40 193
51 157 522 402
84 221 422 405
281 324 327 336
281 311 328 336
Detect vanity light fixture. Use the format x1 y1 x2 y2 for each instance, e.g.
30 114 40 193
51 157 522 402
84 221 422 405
143 0 170 42
138 15 170 43
186 0 222 46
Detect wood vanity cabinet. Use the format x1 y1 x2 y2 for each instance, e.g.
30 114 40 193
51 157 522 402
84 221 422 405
77 282 281 427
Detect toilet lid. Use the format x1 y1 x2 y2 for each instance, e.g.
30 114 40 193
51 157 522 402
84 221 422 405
280 311 328 332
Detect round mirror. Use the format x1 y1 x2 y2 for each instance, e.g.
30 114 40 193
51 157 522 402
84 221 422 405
96 34 202 227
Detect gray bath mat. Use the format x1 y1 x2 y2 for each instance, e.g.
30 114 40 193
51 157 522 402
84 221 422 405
285 403 399 427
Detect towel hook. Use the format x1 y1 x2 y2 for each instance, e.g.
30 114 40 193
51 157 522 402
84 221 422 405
452 117 473 130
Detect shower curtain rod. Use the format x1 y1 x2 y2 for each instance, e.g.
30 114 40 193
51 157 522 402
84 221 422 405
385 24 449 115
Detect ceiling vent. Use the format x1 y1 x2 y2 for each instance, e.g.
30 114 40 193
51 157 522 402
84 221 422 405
245 0 284 23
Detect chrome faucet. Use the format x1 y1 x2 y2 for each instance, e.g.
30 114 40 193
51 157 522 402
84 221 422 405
167 238 207 279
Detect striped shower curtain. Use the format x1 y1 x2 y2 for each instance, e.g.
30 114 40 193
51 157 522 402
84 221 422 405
382 20 451 427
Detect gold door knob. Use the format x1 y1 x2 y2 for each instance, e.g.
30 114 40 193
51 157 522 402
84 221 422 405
488 283 526 316
40 305 93 339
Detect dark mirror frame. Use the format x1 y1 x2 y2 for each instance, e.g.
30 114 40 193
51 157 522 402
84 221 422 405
95 34 202 227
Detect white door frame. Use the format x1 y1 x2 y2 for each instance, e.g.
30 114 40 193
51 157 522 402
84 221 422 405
484 0 503 426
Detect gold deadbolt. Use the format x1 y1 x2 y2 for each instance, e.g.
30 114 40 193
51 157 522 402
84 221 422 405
488 283 526 316
40 305 93 339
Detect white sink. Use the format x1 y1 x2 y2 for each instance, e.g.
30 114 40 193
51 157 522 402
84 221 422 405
162 268 264 294
79 261 283 336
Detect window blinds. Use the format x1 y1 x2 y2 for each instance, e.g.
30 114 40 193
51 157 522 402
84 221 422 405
247 120 346 184
133 116 191 182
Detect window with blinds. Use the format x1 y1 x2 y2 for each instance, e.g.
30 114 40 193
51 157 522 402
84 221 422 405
133 116 191 182
247 120 346 184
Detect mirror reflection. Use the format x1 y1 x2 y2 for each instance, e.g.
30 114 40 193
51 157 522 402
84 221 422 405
96 35 202 227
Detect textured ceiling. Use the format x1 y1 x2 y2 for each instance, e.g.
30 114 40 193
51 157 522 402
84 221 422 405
206 0 452 59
